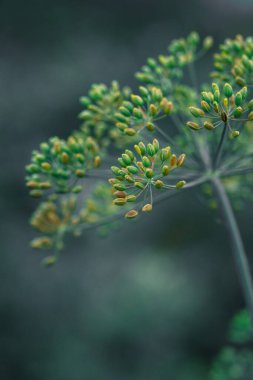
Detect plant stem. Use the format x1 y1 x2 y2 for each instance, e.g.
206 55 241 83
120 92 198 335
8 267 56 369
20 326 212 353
212 176 253 328
214 122 227 169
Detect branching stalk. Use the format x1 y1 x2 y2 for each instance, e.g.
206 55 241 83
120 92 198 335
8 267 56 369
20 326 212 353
212 176 253 328
214 122 227 169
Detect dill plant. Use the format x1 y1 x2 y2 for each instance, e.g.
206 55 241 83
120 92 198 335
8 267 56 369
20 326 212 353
26 33 253 332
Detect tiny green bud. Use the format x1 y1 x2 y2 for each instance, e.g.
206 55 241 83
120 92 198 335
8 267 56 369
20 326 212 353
201 100 211 112
233 107 243 118
204 121 215 130
232 131 240 138
145 168 154 178
125 210 138 219
127 165 139 175
126 195 137 202
186 121 201 130
189 107 205 117
131 95 144 106
203 36 213 50
125 128 136 136
223 83 233 98
162 165 170 176
142 203 153 212
113 198 127 206
176 180 186 189
155 180 164 188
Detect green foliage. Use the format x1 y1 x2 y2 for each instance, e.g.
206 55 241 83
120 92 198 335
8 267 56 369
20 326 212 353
209 310 253 380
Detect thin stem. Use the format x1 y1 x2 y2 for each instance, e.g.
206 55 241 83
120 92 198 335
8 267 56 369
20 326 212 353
212 176 253 328
214 122 227 169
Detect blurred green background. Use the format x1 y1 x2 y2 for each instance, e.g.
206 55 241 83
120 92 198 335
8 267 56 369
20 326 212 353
1 0 253 379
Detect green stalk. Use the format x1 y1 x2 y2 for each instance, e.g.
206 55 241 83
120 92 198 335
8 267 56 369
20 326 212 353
214 122 227 169
212 176 253 328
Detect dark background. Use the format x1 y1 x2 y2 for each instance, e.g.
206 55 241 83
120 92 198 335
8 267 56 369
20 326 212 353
1 0 253 379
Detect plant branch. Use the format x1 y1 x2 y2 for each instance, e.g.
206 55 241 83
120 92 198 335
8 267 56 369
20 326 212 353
214 122 227 169
212 176 253 329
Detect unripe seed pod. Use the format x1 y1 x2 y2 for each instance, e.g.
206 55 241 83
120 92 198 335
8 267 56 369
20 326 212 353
147 143 156 156
235 92 243 106
41 162 52 171
94 156 102 168
201 91 213 103
151 88 163 102
119 106 131 117
201 100 211 112
139 86 149 97
142 203 152 212
233 107 243 118
213 90 220 102
116 122 128 131
133 108 143 119
170 154 177 166
126 195 137 202
138 142 146 155
223 83 233 98
118 158 127 167
125 210 138 219
248 111 253 120
142 156 151 168
122 101 134 112
134 145 142 156
189 107 205 117
113 191 126 198
145 168 153 178
115 113 128 123
131 95 144 106
27 181 39 189
125 175 135 183
186 121 201 130
146 122 155 131
72 185 83 193
125 149 134 161
125 128 136 136
212 83 219 93
74 169 85 177
40 182 51 189
114 183 127 191
176 180 186 189
30 190 43 198
213 101 220 113
162 165 170 176
232 130 240 138
155 179 164 188
114 198 127 206
248 99 253 110
204 121 215 130
135 182 145 189
149 104 158 117
236 76 246 87
152 138 159 152
127 165 139 175
122 153 132 165
241 86 248 100
177 154 186 167
203 36 213 50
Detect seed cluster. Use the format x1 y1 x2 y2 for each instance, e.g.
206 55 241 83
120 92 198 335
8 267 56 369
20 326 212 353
187 82 253 137
109 139 186 219
115 86 173 136
79 81 132 148
212 35 253 87
26 135 101 197
136 32 213 94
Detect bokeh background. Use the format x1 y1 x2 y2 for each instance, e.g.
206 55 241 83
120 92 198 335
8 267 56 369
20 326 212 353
1 0 253 379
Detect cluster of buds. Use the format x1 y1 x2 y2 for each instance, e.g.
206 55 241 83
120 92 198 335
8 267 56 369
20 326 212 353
212 35 253 87
135 32 213 94
30 183 119 261
79 81 132 149
115 86 173 136
109 139 186 219
26 135 101 197
187 82 253 137
169 31 213 66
